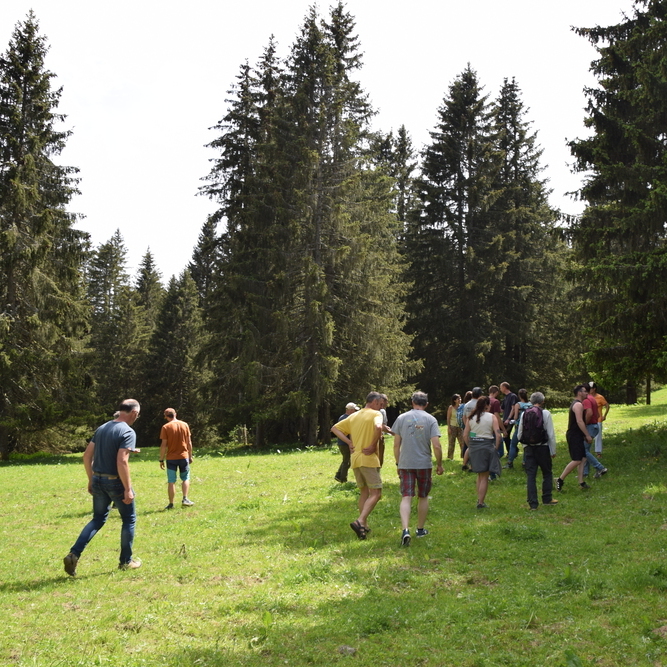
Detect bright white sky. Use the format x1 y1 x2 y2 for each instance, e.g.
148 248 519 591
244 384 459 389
1 0 636 281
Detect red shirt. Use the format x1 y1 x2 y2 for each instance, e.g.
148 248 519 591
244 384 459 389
489 397 501 416
582 396 599 424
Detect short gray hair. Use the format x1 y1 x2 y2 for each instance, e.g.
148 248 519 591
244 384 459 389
530 392 545 405
411 391 428 406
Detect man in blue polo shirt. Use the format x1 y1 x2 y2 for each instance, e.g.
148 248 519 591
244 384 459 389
63 399 142 575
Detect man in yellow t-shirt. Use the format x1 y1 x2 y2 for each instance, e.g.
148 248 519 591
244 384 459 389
331 392 384 540
159 408 194 509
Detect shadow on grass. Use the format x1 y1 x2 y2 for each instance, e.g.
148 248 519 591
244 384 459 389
0 449 156 467
0 570 113 593
1 443 328 467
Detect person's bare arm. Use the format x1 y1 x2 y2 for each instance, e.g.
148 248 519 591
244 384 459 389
431 436 444 475
574 402 592 442
331 426 354 452
493 414 502 449
160 439 168 469
116 448 134 504
393 433 402 474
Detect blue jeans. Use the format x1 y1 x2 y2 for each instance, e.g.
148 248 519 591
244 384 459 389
583 424 603 475
70 476 136 564
508 428 523 464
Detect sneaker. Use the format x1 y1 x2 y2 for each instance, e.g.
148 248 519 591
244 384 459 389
594 468 608 479
556 478 564 492
529 506 538 511
63 552 78 576
182 498 195 507
118 557 142 571
476 502 488 509
580 482 590 490
401 529 411 546
165 503 174 510
334 475 346 483
503 462 514 469
543 500 559 506
416 528 429 538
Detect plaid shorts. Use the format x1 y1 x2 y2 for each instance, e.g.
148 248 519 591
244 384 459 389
398 468 432 498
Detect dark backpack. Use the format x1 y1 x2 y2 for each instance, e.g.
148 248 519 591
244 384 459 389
519 406 548 445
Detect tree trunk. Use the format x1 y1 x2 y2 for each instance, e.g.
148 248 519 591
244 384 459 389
319 402 331 444
626 381 638 404
0 426 15 461
647 376 651 405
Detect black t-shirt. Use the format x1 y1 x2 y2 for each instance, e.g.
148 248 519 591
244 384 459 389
501 392 518 421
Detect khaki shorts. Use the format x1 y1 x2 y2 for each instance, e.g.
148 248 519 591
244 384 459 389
353 466 383 489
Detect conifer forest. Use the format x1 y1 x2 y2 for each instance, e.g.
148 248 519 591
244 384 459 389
1 1 666 456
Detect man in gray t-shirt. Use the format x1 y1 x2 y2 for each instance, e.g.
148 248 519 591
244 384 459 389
462 386 483 425
392 391 443 546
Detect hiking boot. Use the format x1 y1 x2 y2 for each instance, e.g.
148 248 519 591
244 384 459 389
529 506 538 511
594 468 608 479
580 482 590 490
401 529 411 546
543 500 559 506
556 478 564 492
182 498 194 507
63 552 78 577
503 462 514 469
416 528 429 538
476 502 488 509
165 503 174 510
119 557 142 571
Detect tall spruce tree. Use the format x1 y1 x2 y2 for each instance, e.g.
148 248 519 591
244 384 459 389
202 4 415 445
570 0 667 401
487 78 572 389
371 125 418 228
86 231 145 413
189 217 219 308
135 248 164 331
140 270 208 446
200 38 295 444
405 66 502 402
0 13 89 457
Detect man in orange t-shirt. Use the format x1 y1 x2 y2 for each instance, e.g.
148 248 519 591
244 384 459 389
159 408 194 509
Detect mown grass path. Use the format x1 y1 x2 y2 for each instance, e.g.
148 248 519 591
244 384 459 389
1 391 667 666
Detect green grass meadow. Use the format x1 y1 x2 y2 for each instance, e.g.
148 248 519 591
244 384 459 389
3 392 667 666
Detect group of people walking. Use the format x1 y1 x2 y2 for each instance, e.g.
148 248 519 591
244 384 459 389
333 381 611 544
63 382 611 572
